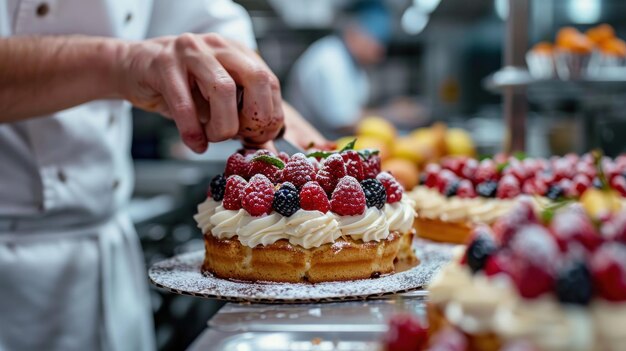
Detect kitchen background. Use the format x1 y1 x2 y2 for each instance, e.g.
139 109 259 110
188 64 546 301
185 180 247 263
130 0 626 349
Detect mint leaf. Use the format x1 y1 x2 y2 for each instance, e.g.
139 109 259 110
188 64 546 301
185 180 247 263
306 150 335 159
496 162 509 173
540 199 574 224
358 149 380 160
339 139 357 153
513 151 527 160
251 155 285 169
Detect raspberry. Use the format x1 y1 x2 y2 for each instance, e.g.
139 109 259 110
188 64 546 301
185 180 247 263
316 154 347 195
441 157 465 176
341 150 365 181
568 174 591 197
428 327 467 351
299 181 330 213
515 262 555 299
555 260 593 305
242 174 275 216
376 172 403 204
456 179 476 198
611 176 626 197
502 161 529 183
272 182 300 216
476 180 498 198
522 178 548 196
210 174 227 201
497 174 521 199
550 210 603 252
360 179 387 209
224 153 248 178
436 169 458 193
553 158 575 181
460 158 478 181
282 153 316 188
423 163 441 188
223 175 247 210
484 250 517 277
602 211 626 243
278 151 290 163
248 153 283 183
362 154 381 179
493 200 537 246
465 226 497 273
330 176 366 216
590 243 626 302
474 159 498 184
382 313 428 351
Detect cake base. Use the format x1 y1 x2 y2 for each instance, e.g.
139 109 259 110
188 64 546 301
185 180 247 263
203 232 402 283
414 217 473 244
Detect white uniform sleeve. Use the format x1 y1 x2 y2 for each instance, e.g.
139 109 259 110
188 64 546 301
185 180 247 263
147 0 257 49
308 65 361 129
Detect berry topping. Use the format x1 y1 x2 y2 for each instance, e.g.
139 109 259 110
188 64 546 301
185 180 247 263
465 226 498 273
550 210 603 252
441 157 465 176
546 184 565 201
428 327 467 351
376 172 404 204
568 174 591 197
602 211 626 243
591 243 626 302
474 159 498 184
497 174 521 199
456 179 476 198
361 179 387 209
272 182 300 217
492 200 538 246
443 179 460 197
503 161 529 183
436 169 458 193
225 153 248 178
210 174 227 201
423 164 441 188
299 181 331 213
278 151 290 163
330 176 367 216
341 150 365 181
316 154 347 195
476 180 498 198
248 153 283 183
242 174 275 216
555 260 593 305
362 154 382 179
222 175 247 210
460 158 478 181
611 175 626 197
281 153 316 188
382 313 428 351
509 225 558 298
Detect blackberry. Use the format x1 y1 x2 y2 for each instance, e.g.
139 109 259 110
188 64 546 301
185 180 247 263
546 185 564 200
360 179 387 209
443 180 460 197
465 230 497 273
419 173 427 186
210 174 227 201
476 180 498 198
555 261 593 305
273 183 300 216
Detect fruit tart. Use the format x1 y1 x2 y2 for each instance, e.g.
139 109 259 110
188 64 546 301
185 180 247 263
194 147 417 283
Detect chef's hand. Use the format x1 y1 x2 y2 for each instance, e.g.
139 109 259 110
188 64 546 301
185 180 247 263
282 102 334 150
117 33 284 153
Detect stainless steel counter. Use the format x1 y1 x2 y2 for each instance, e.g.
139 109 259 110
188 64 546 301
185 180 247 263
188 291 427 351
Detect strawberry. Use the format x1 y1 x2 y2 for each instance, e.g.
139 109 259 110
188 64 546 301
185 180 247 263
550 210 603 252
456 179 476 198
497 174 521 199
591 243 626 302
316 154 347 195
242 174 275 216
423 163 441 188
493 200 537 246
377 171 404 203
247 151 282 183
282 153 316 188
474 159 498 184
362 154 381 179
299 181 330 213
341 150 365 181
225 153 249 178
382 313 428 351
330 176 366 216
222 175 247 210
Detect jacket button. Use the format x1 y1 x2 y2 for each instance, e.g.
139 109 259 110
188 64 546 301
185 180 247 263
36 3 49 17
57 169 67 183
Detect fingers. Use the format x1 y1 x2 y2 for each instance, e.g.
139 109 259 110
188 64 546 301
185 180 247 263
176 34 239 142
159 64 208 153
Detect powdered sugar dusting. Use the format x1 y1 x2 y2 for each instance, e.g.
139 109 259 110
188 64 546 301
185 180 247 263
149 239 455 303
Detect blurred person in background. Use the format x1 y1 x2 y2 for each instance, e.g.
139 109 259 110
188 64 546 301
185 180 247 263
286 0 391 139
0 0 325 350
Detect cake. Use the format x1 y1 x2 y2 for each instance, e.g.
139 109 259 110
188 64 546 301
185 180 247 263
410 153 626 244
383 200 626 350
194 147 417 283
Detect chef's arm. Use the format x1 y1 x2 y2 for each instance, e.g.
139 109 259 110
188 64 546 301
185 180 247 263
0 35 119 122
0 33 284 153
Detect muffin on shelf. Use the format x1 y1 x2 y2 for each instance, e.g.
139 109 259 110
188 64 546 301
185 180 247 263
526 42 556 79
554 27 595 79
194 146 417 283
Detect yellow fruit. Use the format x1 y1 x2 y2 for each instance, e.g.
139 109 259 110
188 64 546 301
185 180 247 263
392 137 424 165
445 128 476 157
335 136 357 151
357 116 396 146
334 136 390 160
580 188 622 219
381 158 420 190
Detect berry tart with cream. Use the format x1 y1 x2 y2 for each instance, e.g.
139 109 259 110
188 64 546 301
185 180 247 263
384 200 626 351
409 153 626 244
194 147 417 283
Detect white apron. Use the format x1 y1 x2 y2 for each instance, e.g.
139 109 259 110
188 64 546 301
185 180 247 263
0 1 255 350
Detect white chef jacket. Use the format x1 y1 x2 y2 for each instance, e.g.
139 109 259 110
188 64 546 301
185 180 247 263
285 35 369 139
0 1 255 350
